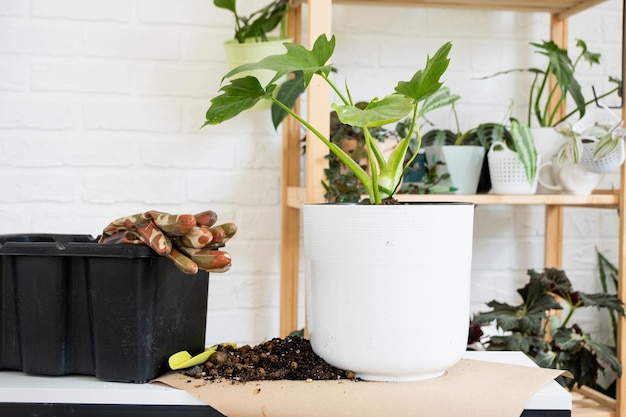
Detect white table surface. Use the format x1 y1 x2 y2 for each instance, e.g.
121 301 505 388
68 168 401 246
0 351 571 411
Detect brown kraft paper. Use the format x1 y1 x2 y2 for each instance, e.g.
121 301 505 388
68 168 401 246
154 358 569 417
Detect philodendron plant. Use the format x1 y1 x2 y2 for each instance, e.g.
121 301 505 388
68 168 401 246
203 34 452 204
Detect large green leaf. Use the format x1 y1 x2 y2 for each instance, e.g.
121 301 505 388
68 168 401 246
223 34 335 86
459 123 512 148
578 292 625 315
532 40 586 119
395 42 452 103
538 268 573 298
332 94 413 128
489 334 542 354
510 119 538 184
471 302 519 329
552 327 583 351
518 276 562 314
204 76 274 126
535 348 559 368
586 339 622 375
422 129 457 147
214 0 236 14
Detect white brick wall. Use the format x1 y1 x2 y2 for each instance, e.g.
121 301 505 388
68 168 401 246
0 0 622 347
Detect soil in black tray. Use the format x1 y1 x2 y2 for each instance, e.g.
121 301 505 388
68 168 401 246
182 336 356 382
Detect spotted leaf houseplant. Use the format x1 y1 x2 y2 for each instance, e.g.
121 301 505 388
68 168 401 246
204 34 476 381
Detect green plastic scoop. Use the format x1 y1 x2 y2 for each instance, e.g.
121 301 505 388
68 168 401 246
168 343 236 370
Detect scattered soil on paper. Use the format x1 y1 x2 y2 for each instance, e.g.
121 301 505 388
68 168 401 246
182 336 356 382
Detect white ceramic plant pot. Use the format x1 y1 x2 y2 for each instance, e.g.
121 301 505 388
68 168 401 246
304 203 474 382
423 145 485 194
530 127 567 194
487 142 540 195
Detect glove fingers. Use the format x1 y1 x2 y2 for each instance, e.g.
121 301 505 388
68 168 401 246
99 213 142 241
127 218 172 256
208 223 238 246
173 226 214 249
194 210 218 228
99 231 139 245
145 211 196 237
100 210 234 275
180 247 232 272
166 247 199 275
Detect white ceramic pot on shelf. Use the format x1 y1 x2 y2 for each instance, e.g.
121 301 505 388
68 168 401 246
423 145 485 194
304 203 474 382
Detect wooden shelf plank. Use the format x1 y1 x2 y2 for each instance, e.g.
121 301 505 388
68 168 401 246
325 0 607 18
572 390 616 417
287 186 619 208
396 190 619 207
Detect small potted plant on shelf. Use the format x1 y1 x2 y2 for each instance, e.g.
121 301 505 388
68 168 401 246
203 34 476 382
400 90 517 195
215 0 292 90
486 118 540 194
470 267 624 391
534 106 626 195
555 106 626 172
484 39 622 166
216 0 289 44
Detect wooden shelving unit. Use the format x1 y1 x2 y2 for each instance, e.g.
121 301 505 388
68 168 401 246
280 1 626 416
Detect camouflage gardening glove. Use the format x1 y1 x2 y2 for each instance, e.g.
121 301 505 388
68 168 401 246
99 210 237 275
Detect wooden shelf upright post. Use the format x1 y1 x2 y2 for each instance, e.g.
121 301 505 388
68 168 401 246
543 11 569 269
615 4 626 414
279 4 303 337
279 0 333 336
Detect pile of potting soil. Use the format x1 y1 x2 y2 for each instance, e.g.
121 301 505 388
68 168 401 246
181 336 356 382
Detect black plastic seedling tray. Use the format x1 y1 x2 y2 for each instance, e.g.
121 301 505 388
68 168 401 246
0 234 209 383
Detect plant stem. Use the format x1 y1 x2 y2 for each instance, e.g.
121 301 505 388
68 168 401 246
363 128 381 204
535 67 551 126
560 299 580 328
546 85 566 126
403 105 422 170
556 87 621 125
528 73 540 126
452 102 461 135
270 96 374 199
320 72 351 106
